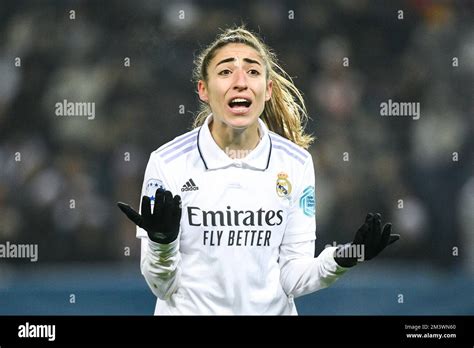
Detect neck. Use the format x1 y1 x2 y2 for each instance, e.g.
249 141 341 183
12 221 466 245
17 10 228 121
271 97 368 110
209 118 261 159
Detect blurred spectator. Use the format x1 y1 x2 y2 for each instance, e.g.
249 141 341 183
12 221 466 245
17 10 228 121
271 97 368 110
0 0 471 269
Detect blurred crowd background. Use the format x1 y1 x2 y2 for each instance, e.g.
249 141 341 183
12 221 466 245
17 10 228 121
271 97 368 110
0 0 472 285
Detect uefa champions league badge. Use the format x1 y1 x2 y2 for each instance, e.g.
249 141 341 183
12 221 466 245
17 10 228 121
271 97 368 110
299 186 315 217
276 172 292 198
145 179 165 205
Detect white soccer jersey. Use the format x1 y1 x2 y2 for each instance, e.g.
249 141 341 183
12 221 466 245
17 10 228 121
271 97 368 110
137 114 348 315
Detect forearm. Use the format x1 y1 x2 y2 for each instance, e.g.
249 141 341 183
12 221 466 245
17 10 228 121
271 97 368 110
140 238 181 300
280 246 349 298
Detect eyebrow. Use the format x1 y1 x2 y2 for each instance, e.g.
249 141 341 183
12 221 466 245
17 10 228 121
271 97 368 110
215 57 262 68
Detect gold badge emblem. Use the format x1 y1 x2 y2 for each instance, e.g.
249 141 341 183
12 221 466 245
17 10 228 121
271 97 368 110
276 172 292 197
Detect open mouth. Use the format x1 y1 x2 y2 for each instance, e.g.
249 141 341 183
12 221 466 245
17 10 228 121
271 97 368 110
228 98 252 114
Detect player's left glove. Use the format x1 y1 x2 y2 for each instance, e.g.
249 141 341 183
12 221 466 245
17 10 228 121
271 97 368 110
334 213 400 267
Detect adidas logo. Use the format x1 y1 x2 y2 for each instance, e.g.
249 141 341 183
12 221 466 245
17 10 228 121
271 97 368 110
181 178 199 192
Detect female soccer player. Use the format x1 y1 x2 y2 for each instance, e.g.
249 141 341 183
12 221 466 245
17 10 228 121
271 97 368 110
118 27 399 315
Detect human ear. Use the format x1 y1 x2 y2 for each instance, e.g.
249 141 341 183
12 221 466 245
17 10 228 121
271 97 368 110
198 80 209 103
265 79 273 101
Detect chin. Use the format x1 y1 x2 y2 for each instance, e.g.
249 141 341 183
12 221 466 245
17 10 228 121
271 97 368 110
224 115 258 129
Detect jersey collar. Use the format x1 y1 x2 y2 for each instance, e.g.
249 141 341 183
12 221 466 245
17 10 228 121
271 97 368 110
197 114 272 171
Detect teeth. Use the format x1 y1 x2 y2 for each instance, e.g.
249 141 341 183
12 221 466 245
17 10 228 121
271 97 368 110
231 98 250 103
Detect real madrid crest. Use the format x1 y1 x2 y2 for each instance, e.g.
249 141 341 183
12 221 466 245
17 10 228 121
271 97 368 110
276 172 292 198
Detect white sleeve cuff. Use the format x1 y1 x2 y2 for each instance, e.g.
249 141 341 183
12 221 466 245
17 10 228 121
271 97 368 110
147 237 180 272
148 237 179 255
320 246 351 275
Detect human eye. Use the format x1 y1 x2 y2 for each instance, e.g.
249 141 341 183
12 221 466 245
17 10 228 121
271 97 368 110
248 69 261 76
218 69 232 76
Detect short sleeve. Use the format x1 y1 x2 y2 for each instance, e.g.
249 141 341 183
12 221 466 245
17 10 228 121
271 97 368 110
281 155 316 245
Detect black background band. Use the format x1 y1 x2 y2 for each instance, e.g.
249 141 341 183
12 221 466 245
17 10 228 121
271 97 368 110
0 315 472 346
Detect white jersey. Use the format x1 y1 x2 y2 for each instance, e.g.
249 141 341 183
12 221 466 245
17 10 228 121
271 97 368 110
137 114 348 315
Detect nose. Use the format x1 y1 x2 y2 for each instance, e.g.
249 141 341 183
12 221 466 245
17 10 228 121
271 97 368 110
233 69 248 90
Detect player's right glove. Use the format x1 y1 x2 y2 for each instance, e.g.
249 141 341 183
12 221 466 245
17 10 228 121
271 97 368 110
117 188 182 244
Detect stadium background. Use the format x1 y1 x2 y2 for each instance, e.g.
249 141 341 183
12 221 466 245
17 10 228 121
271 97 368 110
0 0 472 314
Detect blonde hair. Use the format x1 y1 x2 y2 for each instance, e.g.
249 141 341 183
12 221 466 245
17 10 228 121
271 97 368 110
192 26 314 149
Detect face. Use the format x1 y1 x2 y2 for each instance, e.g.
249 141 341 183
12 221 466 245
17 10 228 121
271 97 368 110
198 43 273 130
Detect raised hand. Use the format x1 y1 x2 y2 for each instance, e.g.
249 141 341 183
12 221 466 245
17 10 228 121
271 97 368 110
334 213 400 267
117 188 182 244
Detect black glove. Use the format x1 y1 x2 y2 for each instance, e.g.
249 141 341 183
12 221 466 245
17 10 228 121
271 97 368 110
117 188 182 244
334 213 400 267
